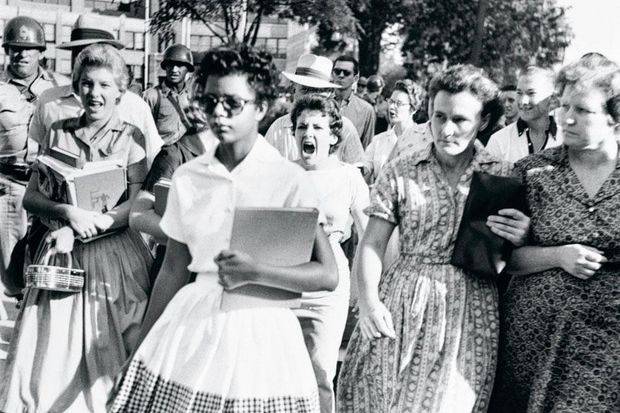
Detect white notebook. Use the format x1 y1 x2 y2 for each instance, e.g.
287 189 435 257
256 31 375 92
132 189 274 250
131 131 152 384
220 207 319 311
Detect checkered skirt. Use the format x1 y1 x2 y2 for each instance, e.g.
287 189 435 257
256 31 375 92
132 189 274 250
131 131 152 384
109 276 319 413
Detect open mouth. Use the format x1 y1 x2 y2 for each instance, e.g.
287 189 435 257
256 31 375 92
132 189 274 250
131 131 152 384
302 138 316 155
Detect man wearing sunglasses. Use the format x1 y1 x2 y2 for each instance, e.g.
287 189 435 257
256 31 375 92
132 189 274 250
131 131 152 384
332 55 376 149
264 54 364 165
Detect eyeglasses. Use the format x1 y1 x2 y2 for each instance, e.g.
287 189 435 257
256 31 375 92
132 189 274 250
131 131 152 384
387 99 411 108
198 94 255 117
333 68 353 77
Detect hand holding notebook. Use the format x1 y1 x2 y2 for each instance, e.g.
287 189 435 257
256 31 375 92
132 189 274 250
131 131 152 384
219 207 319 311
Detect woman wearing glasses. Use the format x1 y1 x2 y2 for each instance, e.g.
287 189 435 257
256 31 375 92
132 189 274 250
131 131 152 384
110 45 337 412
362 80 422 184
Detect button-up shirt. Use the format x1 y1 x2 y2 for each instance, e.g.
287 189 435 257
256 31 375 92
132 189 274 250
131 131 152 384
160 136 320 274
486 116 563 163
29 84 162 167
340 93 376 148
143 81 191 145
0 67 69 160
264 113 364 165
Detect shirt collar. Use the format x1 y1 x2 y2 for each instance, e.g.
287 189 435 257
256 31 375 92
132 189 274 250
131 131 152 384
516 115 558 139
160 80 187 95
2 66 44 86
539 144 620 170
409 140 500 167
70 112 124 148
197 135 277 167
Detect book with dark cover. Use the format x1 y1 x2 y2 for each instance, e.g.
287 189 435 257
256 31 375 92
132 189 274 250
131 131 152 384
451 171 527 278
220 207 319 311
153 178 171 216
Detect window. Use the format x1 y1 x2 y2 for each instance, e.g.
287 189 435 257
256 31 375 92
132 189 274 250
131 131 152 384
255 37 286 59
62 25 72 43
134 32 144 50
43 23 55 43
58 59 71 75
126 32 134 50
131 65 144 80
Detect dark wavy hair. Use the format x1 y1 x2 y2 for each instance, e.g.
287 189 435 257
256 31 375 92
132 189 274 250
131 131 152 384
428 64 503 137
557 58 620 122
290 95 343 154
193 44 279 108
429 64 501 119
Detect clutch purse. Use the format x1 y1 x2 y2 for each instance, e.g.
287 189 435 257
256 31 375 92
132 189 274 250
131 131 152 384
451 171 527 278
25 249 85 293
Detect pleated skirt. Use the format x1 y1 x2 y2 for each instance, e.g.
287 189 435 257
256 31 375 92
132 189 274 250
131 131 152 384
0 228 152 413
109 275 320 413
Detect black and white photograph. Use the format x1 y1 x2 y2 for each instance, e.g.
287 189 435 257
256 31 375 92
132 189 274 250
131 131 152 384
0 0 618 411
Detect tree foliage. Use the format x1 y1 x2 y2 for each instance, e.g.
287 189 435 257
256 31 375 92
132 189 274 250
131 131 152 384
313 0 416 75
150 0 354 47
402 0 573 83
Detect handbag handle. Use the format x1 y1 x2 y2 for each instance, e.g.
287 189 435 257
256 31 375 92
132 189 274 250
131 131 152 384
41 247 73 269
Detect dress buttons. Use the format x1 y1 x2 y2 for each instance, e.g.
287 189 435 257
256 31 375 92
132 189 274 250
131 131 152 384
593 232 600 238
588 206 596 213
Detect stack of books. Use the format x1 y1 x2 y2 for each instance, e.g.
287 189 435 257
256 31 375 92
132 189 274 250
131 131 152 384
37 147 127 214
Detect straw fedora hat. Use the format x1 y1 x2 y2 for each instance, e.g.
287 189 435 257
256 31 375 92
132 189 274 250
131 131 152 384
57 14 124 50
282 54 341 89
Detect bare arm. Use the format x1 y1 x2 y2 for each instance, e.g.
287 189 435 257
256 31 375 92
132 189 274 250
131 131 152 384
217 224 338 292
508 244 608 280
129 190 168 244
135 238 192 348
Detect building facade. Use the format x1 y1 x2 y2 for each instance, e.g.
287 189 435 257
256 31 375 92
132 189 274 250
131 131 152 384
0 0 312 87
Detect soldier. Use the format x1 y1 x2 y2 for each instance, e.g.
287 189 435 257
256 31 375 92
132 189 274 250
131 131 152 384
0 16 69 295
143 44 194 145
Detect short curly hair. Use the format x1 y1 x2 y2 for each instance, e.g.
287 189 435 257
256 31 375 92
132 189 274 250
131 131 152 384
72 44 129 95
194 44 279 107
428 64 502 123
557 58 620 122
392 79 423 111
290 95 343 154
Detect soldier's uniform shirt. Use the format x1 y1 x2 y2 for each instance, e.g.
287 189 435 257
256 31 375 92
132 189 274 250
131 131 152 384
143 81 192 146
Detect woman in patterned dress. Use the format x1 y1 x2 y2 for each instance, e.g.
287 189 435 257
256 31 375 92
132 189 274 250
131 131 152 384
0 44 152 412
491 58 620 412
109 45 337 413
337 64 530 412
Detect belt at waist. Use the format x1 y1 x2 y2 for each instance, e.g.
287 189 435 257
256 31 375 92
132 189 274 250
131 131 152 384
398 252 452 265
0 161 31 183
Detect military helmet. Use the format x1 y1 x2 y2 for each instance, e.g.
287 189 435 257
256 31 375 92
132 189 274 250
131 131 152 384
161 44 194 72
2 16 46 51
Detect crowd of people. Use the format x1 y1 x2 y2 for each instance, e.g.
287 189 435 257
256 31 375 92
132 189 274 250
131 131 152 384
0 12 617 413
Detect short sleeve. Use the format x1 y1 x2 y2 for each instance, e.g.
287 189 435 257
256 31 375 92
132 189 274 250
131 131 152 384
142 146 178 192
28 99 46 145
349 166 370 215
159 173 187 243
365 160 399 224
127 127 147 166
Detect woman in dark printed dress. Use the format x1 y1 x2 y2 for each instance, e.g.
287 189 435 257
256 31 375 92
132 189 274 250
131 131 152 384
492 58 620 412
337 65 531 413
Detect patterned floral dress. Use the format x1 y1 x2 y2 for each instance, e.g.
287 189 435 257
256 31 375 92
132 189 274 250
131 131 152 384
491 146 620 412
337 142 512 412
